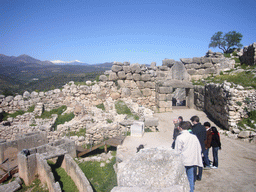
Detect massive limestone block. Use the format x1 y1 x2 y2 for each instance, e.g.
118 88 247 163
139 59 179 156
142 88 151 96
184 63 201 69
202 63 214 68
140 74 151 81
158 87 173 94
136 81 145 89
124 80 137 88
201 57 212 64
144 82 155 89
131 89 143 98
113 61 124 66
14 95 23 101
133 74 141 81
126 73 133 80
5 96 14 103
205 67 216 74
111 92 121 100
123 66 131 73
109 72 118 81
211 58 221 64
170 61 190 81
99 75 108 82
187 69 197 75
162 59 175 68
192 57 201 64
30 91 39 98
121 88 131 97
130 64 141 73
23 91 30 98
144 117 159 127
180 58 193 64
118 71 126 80
116 148 189 191
112 65 123 72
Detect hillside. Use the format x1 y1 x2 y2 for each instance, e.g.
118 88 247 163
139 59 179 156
0 54 113 95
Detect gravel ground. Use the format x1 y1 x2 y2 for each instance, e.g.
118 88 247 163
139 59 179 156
120 109 256 192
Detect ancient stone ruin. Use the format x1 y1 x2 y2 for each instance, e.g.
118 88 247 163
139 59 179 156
0 47 256 191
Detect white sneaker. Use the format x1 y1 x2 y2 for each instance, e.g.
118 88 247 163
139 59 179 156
211 166 218 169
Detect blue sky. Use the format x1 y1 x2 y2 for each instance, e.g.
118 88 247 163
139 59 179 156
1 0 255 65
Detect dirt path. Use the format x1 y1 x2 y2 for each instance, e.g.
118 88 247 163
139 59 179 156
121 109 256 192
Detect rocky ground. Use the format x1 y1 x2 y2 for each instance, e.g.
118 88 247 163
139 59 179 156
119 108 256 192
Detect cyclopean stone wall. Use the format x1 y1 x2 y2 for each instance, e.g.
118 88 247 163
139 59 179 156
194 82 256 131
240 42 256 66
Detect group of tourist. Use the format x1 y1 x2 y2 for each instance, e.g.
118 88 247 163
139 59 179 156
172 115 221 192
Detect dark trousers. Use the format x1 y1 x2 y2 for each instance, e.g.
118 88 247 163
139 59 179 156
194 166 203 181
212 147 219 167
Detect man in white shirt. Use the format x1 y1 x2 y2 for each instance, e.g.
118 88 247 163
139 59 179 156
175 121 203 192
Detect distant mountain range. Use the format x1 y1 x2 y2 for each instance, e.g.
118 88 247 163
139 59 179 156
0 54 114 95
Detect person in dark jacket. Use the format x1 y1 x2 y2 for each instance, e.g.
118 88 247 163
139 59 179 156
211 127 221 169
203 122 212 169
190 115 206 181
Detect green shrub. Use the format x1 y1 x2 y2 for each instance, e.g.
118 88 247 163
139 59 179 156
145 128 153 132
48 161 79 192
232 57 240 63
29 124 37 126
236 101 242 106
238 110 256 129
220 71 224 75
96 103 105 111
224 53 231 58
107 119 113 123
232 51 238 56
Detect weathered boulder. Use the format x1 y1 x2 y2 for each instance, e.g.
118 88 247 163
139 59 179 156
121 88 131 97
142 88 151 96
23 91 30 98
99 75 108 82
238 131 251 138
140 74 151 81
144 117 159 127
118 71 126 80
133 74 141 81
116 148 189 191
111 93 121 100
112 65 123 72
109 72 118 81
130 64 141 73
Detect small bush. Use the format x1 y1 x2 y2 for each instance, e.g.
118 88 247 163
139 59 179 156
236 101 242 106
96 103 105 111
220 71 224 75
107 119 113 123
232 57 240 63
66 128 86 137
238 110 256 129
232 51 238 56
145 128 153 132
224 53 231 58
9 110 25 118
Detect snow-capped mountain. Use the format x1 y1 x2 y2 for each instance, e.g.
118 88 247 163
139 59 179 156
51 60 90 65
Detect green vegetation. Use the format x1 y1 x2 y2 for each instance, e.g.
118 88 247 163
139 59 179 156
53 112 75 130
209 31 243 53
27 105 35 112
115 100 139 120
145 128 153 132
3 110 25 120
65 128 86 137
236 101 242 106
48 161 79 192
17 177 48 192
238 110 256 130
78 152 117 192
37 105 67 119
192 70 256 89
106 119 113 123
96 103 105 111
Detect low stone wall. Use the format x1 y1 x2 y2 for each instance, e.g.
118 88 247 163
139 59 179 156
36 154 62 192
61 154 93 192
0 131 47 162
240 42 256 66
194 85 205 111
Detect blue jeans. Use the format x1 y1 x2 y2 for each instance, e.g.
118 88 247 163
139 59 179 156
212 147 219 167
185 166 195 192
203 148 210 167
